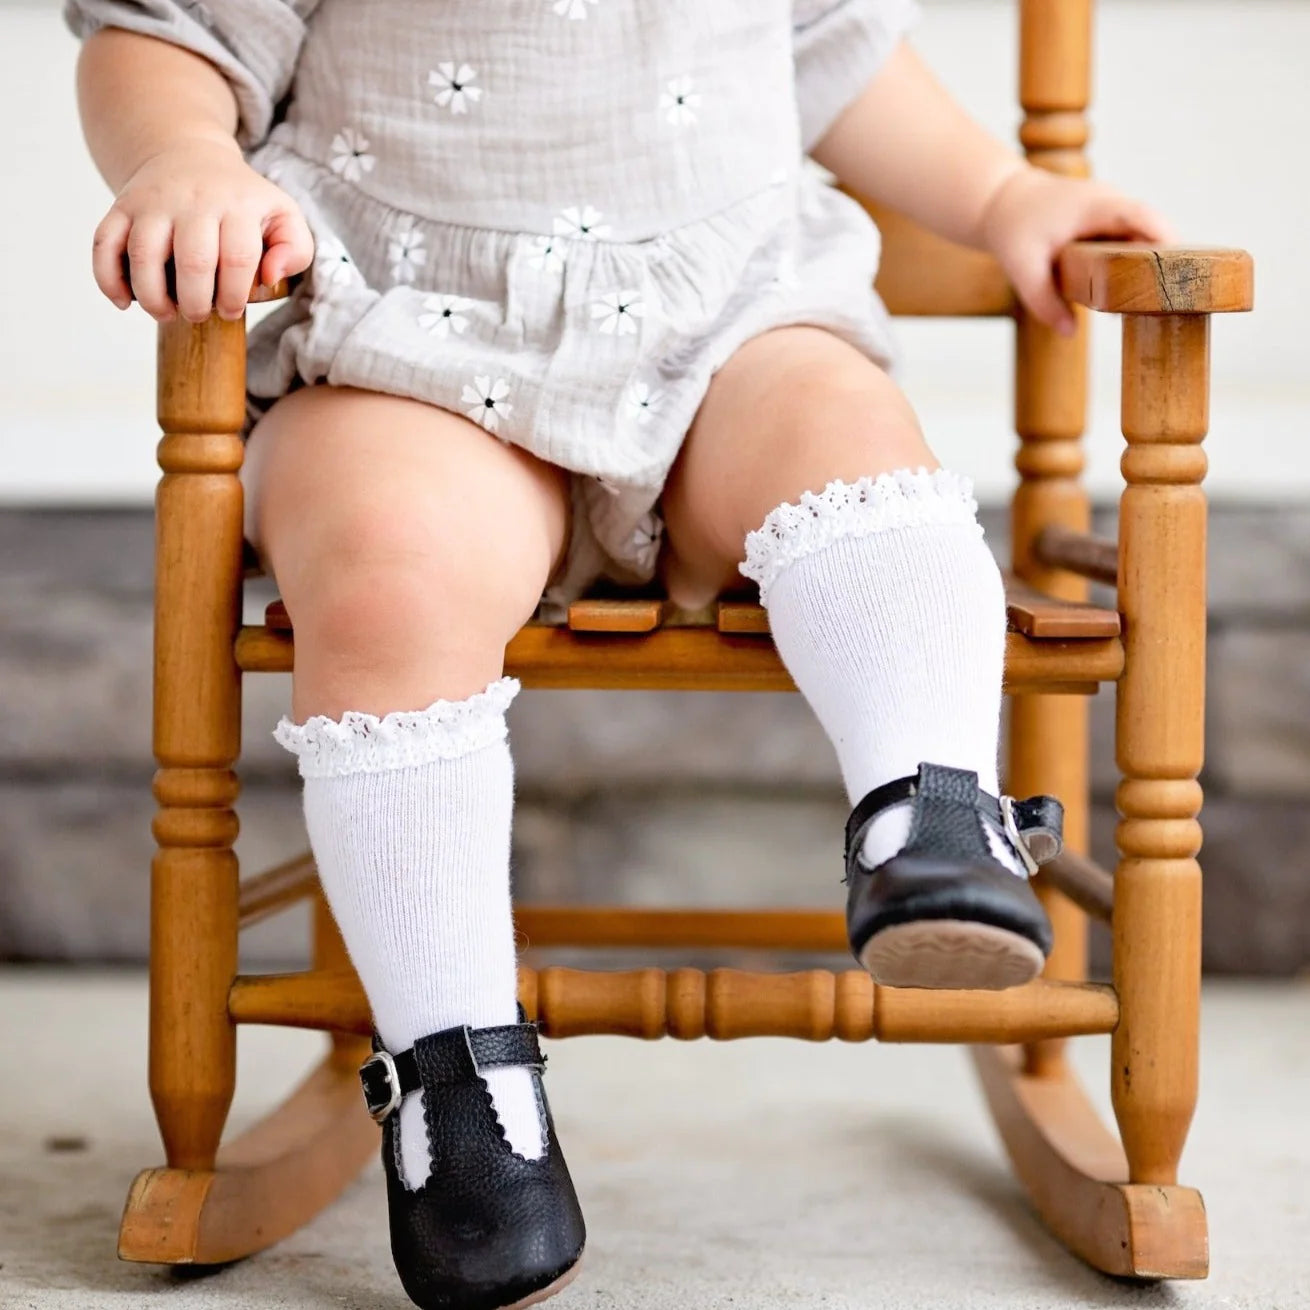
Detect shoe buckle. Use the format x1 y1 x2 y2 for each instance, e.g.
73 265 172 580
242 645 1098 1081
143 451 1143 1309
999 795 1041 878
359 1050 402 1123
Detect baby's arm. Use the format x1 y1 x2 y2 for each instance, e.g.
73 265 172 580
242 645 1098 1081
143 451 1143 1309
811 41 1174 334
70 9 314 323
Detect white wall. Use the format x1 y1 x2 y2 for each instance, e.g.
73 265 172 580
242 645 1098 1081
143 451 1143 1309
1 0 1305 504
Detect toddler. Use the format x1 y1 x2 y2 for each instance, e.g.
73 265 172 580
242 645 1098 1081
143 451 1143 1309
67 3 1170 1306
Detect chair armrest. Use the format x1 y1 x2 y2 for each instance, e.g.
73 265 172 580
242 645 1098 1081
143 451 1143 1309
1057 242 1254 315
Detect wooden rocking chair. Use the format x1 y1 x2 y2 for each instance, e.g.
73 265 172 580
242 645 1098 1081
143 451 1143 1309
118 0 1253 1284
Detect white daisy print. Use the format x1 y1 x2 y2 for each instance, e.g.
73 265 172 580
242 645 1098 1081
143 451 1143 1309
628 513 663 572
659 76 701 127
418 294 474 338
551 0 598 17
329 127 375 183
428 63 483 114
527 234 565 273
591 289 646 336
462 376 513 433
553 205 612 240
624 380 663 426
313 237 360 287
388 218 427 285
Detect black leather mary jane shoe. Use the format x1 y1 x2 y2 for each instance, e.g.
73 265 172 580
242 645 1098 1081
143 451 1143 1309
359 1018 585 1310
844 762 1063 991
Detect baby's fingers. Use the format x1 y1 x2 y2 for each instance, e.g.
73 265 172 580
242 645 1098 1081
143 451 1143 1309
173 214 221 323
91 209 133 310
215 213 266 320
126 215 177 322
1013 255 1077 337
1124 201 1176 246
259 206 316 288
1083 194 1177 246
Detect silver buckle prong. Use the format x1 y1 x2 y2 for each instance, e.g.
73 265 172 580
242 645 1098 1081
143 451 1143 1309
999 795 1041 878
362 1050 402 1123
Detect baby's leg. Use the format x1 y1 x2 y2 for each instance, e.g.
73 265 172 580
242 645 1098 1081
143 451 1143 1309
244 384 568 718
663 326 1051 989
245 386 569 1184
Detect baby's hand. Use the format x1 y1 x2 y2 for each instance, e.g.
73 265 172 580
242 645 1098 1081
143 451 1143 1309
978 166 1175 336
92 134 315 324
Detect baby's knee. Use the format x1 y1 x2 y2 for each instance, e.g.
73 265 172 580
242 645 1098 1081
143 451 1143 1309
804 389 934 478
283 508 547 662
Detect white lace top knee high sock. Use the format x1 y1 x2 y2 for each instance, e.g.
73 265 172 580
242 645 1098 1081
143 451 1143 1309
740 470 1022 875
274 677 542 1189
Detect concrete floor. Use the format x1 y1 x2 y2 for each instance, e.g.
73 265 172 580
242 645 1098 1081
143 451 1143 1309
1 970 1307 1310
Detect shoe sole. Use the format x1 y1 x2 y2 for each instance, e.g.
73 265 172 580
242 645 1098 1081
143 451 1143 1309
502 1254 584 1310
858 920 1045 990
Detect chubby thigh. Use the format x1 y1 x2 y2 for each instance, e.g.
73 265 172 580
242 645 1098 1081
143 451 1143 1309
660 325 939 609
241 384 571 722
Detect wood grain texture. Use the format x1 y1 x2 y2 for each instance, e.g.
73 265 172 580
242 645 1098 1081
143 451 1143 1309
1112 315 1209 1188
118 1051 378 1265
1032 525 1119 587
974 1046 1208 1278
1040 849 1114 923
517 905 849 953
716 601 770 634
1004 577 1120 638
1058 244 1254 315
149 315 247 1175
567 598 666 633
262 590 1123 689
227 966 1118 1045
241 620 1123 690
1021 0 1092 117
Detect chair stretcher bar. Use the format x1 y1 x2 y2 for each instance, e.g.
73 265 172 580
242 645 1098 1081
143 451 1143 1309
235 625 1124 691
228 966 1118 1044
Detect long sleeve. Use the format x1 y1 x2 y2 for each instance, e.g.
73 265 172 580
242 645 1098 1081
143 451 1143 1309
63 0 321 149
793 0 921 153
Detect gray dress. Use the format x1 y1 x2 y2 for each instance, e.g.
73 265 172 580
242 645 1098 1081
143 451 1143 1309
65 0 917 609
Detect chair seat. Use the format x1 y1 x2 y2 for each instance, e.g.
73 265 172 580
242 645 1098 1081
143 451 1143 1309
262 575 1118 640
253 578 1121 694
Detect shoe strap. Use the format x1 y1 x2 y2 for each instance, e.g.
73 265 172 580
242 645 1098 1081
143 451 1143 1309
360 1022 544 1123
843 765 1064 872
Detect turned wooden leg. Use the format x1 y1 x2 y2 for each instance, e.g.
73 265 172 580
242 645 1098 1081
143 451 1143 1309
148 315 247 1171
1011 307 1093 1079
1112 314 1209 1185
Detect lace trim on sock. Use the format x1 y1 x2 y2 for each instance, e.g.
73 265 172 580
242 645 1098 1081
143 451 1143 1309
740 469 981 604
273 677 521 778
